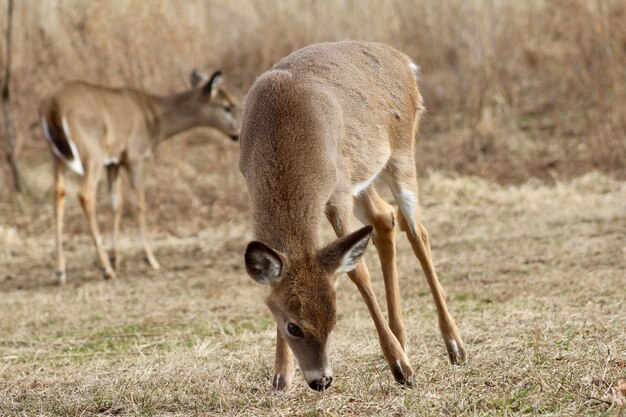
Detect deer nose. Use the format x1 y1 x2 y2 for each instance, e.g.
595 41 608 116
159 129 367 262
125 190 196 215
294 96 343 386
308 376 333 391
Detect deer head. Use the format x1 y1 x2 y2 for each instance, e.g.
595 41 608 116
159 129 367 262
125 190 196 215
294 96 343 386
245 225 373 390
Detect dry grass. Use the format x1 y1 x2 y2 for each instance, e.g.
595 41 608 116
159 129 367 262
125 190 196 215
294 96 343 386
1 1 626 415
1 163 625 415
1 0 626 199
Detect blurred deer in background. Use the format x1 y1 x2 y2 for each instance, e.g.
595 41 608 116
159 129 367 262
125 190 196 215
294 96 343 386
240 41 465 391
41 70 241 283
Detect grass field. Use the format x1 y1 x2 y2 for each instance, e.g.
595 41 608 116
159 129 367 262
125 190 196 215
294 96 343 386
1 140 624 414
1 0 626 415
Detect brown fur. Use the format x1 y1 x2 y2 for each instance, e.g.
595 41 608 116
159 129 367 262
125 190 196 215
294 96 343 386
241 41 465 391
42 71 242 283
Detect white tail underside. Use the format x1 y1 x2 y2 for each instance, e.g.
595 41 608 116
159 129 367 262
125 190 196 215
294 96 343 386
42 116 85 176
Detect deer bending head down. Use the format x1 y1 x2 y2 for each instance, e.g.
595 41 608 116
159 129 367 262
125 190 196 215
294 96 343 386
240 41 466 391
41 70 242 283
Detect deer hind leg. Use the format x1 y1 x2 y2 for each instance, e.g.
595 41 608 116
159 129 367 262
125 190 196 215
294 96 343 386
272 328 295 390
53 160 67 284
78 163 116 279
127 162 160 270
355 188 408 352
326 190 415 386
384 163 466 365
106 164 123 269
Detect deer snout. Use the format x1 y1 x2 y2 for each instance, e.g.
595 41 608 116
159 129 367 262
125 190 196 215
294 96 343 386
229 124 241 141
308 376 333 391
304 366 333 391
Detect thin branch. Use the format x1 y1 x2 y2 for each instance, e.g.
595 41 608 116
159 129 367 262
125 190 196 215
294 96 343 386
1 0 22 194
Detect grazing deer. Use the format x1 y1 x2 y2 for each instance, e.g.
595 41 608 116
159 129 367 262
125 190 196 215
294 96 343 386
240 41 466 391
41 70 241 283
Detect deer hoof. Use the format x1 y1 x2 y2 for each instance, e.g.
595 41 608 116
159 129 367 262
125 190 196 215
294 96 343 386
272 374 291 391
143 256 161 270
103 269 117 280
391 359 415 387
446 339 467 365
55 271 67 285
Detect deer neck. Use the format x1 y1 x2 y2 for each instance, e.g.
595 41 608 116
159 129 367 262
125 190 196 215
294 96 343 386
147 90 203 142
253 198 324 258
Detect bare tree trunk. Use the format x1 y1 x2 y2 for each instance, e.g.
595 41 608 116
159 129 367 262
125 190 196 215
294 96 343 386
2 0 22 194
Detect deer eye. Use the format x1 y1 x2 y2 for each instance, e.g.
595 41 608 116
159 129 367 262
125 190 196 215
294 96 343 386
287 322 304 338
223 105 232 113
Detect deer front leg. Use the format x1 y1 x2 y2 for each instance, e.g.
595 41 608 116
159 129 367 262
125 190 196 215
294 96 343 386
356 190 408 352
327 195 415 386
272 328 294 390
128 162 160 270
347 261 415 386
53 161 67 284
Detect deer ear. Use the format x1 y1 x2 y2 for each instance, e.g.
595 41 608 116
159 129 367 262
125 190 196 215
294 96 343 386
317 225 373 275
202 70 223 98
245 241 285 285
190 69 208 88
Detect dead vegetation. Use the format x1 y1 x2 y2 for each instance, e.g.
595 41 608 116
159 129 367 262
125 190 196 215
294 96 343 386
1 171 625 415
0 0 625 415
1 0 625 200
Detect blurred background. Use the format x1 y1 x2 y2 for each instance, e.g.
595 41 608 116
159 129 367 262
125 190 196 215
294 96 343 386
0 0 625 233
